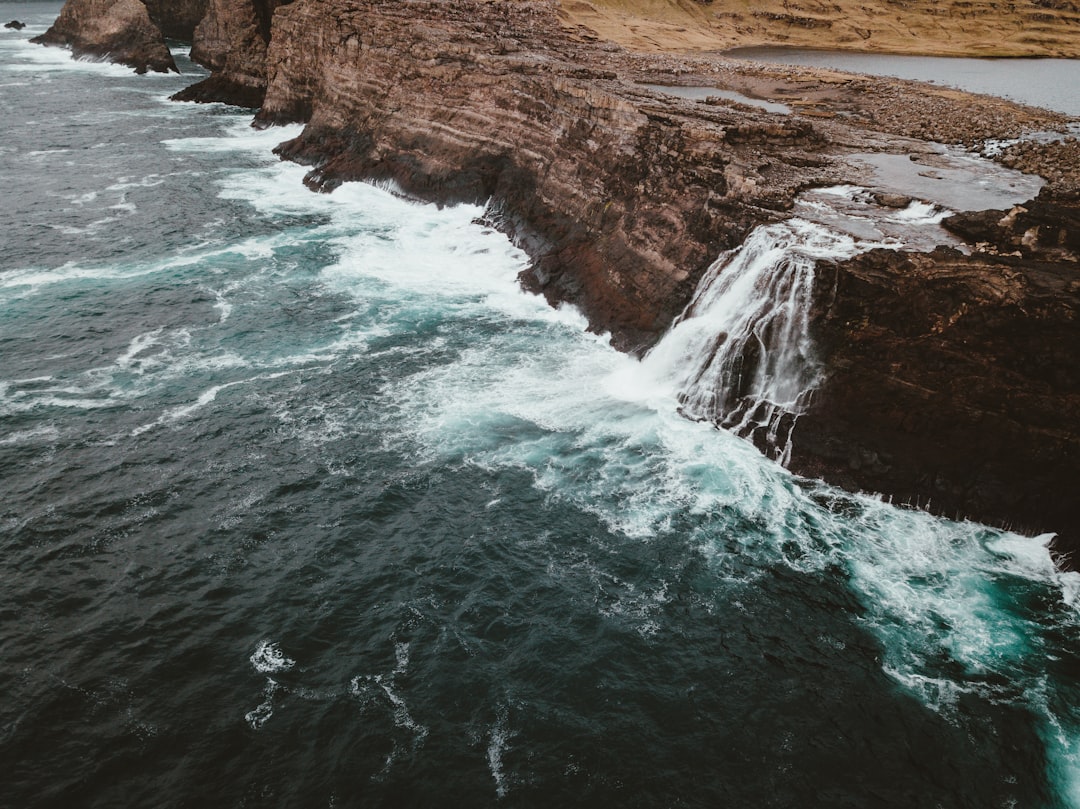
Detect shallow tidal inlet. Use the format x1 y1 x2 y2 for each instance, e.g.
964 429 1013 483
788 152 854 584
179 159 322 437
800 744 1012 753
2 5 1080 807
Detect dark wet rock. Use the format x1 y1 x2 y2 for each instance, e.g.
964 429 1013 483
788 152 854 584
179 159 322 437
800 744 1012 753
31 0 177 74
140 0 208 41
5 20 26 30
797 245 1079 567
945 191 1080 258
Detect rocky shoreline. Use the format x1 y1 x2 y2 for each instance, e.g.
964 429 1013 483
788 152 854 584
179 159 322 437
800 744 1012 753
27 0 1080 568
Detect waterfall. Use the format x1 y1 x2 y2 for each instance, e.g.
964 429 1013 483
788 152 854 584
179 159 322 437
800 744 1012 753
642 216 864 464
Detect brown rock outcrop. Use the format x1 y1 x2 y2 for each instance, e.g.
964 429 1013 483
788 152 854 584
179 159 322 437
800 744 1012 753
797 242 1079 567
172 0 293 107
31 0 178 74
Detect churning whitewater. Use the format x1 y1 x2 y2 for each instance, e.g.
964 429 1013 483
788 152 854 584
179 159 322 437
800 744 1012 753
2 6 1079 808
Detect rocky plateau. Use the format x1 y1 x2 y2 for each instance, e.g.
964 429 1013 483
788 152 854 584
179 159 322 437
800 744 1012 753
30 0 1080 569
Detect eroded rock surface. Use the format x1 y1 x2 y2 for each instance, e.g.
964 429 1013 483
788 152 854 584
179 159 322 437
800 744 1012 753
141 0 208 41
172 0 294 107
800 240 1079 567
31 0 177 74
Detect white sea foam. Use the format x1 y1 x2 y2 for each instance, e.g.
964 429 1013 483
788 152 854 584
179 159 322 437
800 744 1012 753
0 260 159 292
0 425 60 445
6 45 140 78
250 640 295 674
116 329 164 370
245 678 279 730
131 371 293 435
348 641 428 778
164 120 304 156
488 706 514 799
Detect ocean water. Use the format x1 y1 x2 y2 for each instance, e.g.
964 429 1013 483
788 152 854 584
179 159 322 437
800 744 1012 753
2 4 1080 808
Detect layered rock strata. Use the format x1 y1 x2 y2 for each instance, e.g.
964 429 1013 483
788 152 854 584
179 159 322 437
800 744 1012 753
31 0 178 74
252 0 883 347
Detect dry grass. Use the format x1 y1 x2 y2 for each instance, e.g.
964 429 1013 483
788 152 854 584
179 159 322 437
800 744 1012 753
558 0 1080 56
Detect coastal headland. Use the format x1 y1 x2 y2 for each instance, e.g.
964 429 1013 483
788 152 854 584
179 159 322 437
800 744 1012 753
28 0 1080 567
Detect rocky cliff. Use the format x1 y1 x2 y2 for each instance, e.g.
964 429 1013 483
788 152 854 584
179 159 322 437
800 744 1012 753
257 0 850 349
800 234 1079 565
31 0 179 73
174 0 294 107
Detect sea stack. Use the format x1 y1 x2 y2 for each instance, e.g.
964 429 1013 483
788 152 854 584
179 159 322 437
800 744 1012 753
31 0 178 74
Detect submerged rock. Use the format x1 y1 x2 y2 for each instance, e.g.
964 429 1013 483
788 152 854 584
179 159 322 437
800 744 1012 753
31 0 178 74
5 20 26 30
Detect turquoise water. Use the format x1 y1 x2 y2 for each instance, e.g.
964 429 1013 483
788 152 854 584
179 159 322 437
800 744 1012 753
2 5 1080 807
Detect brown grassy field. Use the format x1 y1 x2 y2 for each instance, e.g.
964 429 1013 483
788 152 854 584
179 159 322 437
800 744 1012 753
558 0 1080 56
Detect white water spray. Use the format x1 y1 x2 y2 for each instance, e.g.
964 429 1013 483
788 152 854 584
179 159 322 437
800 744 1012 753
642 216 863 463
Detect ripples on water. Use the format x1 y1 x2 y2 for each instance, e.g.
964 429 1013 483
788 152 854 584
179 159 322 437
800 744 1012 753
2 5 1079 807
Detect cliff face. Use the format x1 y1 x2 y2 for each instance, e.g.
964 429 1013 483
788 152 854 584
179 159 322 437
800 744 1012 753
140 0 207 41
251 0 1079 564
798 228 1079 566
256 0 849 347
31 0 178 74
173 0 294 107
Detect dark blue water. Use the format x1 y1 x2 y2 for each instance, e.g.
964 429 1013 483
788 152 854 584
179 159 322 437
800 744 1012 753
3 4 1080 807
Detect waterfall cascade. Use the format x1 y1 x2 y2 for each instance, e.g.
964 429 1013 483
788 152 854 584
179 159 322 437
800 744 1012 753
642 186 956 463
